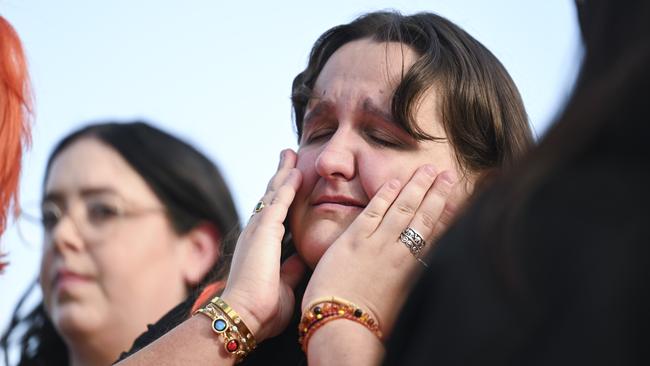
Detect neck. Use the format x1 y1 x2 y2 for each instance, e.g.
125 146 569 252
65 331 125 366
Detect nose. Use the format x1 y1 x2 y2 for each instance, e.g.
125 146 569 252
314 129 356 181
48 214 85 254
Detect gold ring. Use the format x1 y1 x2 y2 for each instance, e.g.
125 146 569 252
253 200 266 214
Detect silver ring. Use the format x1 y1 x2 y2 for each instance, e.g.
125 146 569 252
399 227 427 257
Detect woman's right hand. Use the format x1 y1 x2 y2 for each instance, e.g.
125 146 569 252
220 149 306 342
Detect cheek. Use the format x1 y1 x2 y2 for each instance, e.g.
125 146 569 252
92 234 170 287
39 245 54 296
295 147 317 178
294 148 319 198
357 152 412 199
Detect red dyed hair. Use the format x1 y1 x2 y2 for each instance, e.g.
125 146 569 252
0 16 32 271
190 281 225 314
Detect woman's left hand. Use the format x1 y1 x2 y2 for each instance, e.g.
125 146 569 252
302 164 462 337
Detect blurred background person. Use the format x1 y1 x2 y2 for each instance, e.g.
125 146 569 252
0 16 32 270
2 121 240 366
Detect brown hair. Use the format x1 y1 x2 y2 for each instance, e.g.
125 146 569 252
292 11 533 177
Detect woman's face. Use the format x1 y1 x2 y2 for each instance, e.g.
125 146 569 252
39 138 190 344
289 39 468 269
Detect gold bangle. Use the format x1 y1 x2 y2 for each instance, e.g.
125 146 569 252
195 296 256 362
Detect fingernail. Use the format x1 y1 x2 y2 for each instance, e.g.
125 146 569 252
423 164 436 177
440 171 456 185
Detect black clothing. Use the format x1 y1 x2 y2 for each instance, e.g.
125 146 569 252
118 285 307 365
384 105 650 364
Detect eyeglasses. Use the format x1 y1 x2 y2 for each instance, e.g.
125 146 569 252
17 195 166 247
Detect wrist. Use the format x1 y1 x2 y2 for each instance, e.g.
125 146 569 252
219 291 264 341
194 295 258 362
299 297 382 354
306 320 384 366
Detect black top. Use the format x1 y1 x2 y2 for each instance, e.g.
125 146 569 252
118 286 307 365
383 117 650 364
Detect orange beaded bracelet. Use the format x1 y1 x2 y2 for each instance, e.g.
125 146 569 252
298 296 383 353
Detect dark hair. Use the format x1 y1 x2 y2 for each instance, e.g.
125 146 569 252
292 11 533 178
2 121 241 365
472 0 650 307
489 0 650 239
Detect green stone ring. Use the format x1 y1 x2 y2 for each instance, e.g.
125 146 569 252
253 200 266 214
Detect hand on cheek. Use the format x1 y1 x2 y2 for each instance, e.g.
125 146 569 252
302 164 458 339
220 149 307 342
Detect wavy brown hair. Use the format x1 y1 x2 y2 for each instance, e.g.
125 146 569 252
292 11 533 180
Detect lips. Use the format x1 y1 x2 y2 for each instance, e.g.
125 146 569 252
312 195 366 208
53 268 93 289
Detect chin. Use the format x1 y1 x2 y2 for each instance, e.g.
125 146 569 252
50 302 103 338
295 221 347 269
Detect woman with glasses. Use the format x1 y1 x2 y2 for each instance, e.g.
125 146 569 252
2 121 240 366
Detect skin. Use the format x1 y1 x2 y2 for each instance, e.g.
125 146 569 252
41 138 215 366
289 39 462 269
220 39 467 359
117 38 470 366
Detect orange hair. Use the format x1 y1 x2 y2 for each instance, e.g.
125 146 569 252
190 281 225 314
0 16 32 271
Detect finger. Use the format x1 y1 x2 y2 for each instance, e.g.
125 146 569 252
280 254 307 290
245 167 301 239
265 149 298 196
231 170 302 274
256 169 302 228
346 178 402 236
399 170 456 259
432 178 468 237
374 165 437 238
247 150 297 222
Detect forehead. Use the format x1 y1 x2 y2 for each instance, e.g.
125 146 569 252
45 138 158 203
312 39 420 100
306 38 444 138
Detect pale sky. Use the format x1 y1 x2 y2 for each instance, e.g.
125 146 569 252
0 0 580 358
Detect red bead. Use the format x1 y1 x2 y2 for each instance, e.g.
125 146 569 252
226 339 239 352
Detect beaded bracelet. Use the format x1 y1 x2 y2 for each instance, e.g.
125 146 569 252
298 296 383 353
195 296 256 363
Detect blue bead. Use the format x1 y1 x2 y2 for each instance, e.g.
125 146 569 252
213 319 228 332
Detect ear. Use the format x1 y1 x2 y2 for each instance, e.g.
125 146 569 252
178 223 221 286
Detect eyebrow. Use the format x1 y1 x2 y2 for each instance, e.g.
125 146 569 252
302 100 334 131
361 98 397 126
43 187 120 203
303 96 397 124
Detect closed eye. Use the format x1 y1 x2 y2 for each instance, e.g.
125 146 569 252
303 128 336 145
364 129 409 150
